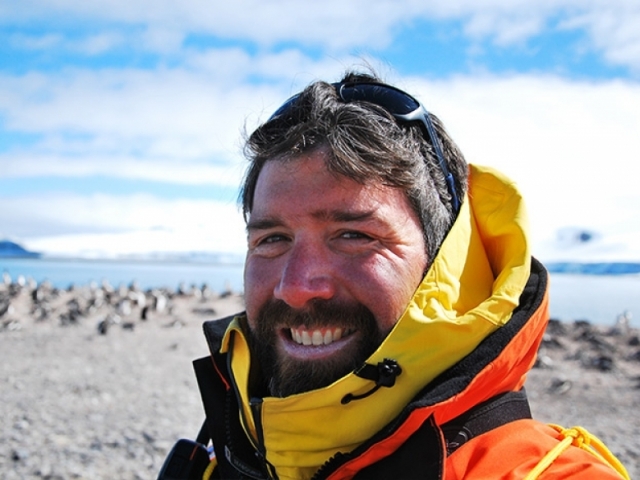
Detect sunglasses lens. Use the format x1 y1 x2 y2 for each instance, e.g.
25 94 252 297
270 84 420 121
268 93 301 121
339 84 420 116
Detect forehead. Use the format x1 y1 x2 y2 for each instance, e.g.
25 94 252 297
249 153 414 223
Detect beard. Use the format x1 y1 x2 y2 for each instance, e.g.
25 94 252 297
245 298 388 398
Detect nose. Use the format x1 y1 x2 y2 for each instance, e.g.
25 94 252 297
273 240 336 309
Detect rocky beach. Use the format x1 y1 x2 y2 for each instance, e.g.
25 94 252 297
1 277 638 479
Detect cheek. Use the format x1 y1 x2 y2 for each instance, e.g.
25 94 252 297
342 256 422 330
243 257 278 322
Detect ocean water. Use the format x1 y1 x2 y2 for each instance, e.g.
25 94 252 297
0 258 244 293
2 258 639 326
548 274 639 325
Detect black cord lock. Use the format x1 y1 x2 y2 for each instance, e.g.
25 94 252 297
341 359 402 404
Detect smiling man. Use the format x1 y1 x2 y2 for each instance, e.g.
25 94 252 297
159 73 628 480
244 150 428 397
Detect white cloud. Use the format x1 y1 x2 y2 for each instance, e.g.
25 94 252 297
2 193 247 256
460 9 547 46
11 31 129 56
1 69 240 137
4 1 640 71
0 49 361 140
25 228 245 259
0 0 405 50
9 33 64 50
76 32 129 55
0 153 245 187
3 46 640 258
559 4 640 71
3 70 639 260
0 50 365 187
535 228 640 263
402 73 640 256
0 67 256 177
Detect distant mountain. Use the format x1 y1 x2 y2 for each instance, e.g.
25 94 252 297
0 240 41 258
545 262 640 275
535 226 640 275
112 250 245 264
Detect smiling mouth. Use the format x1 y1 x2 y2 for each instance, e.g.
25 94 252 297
289 326 355 346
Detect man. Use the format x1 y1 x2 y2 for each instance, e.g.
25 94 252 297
159 73 628 479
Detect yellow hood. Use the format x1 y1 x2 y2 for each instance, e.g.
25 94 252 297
220 164 531 480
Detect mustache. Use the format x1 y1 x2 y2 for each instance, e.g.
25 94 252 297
254 298 376 332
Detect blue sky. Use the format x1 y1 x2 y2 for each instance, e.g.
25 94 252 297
1 1 640 260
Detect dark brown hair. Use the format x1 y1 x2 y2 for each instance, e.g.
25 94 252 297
241 72 468 262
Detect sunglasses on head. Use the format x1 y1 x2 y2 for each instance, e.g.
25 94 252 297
269 81 461 214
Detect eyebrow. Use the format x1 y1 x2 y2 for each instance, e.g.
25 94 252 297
246 217 284 232
315 209 376 223
246 209 378 232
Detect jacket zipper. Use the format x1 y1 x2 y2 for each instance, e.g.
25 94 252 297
226 332 278 479
250 397 278 479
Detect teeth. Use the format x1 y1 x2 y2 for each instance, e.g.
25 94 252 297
290 327 349 346
334 328 342 341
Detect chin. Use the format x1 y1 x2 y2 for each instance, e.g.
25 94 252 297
269 340 372 397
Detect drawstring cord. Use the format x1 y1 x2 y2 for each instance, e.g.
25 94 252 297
524 424 630 480
341 359 402 404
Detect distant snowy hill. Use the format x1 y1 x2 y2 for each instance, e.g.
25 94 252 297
534 227 640 275
545 262 640 275
0 240 41 258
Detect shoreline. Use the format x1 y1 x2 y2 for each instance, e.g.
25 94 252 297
1 255 245 267
0 260 246 296
2 259 246 267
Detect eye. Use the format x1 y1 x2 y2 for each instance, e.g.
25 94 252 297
250 232 290 248
248 232 291 257
332 230 377 255
261 234 288 244
340 231 372 241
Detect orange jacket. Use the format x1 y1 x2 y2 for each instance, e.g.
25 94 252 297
198 259 626 479
447 420 624 479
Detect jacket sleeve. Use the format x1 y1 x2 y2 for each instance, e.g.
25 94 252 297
445 420 628 479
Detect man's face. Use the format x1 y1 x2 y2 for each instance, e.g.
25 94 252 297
244 151 428 397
